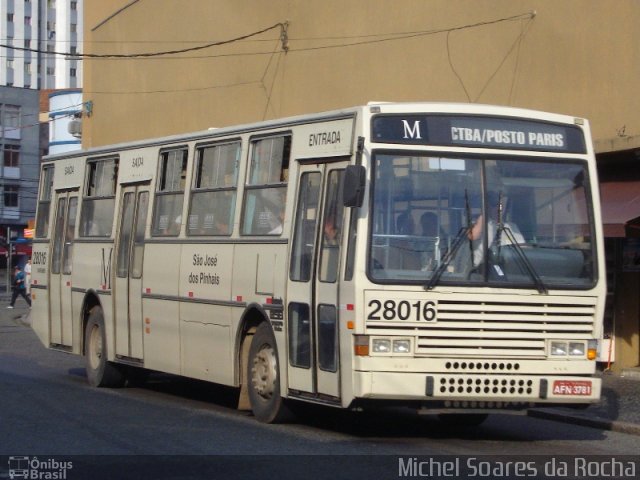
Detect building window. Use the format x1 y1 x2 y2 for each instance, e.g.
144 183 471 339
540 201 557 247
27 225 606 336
6 60 13 69
71 1 78 10
7 13 14 22
24 40 31 48
70 46 77 55
46 67 55 75
70 23 77 33
70 68 77 77
2 105 21 129
24 63 31 73
4 186 19 208
24 16 31 26
3 145 20 167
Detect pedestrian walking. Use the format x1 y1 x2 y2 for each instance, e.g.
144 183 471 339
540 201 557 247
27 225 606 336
8 265 31 308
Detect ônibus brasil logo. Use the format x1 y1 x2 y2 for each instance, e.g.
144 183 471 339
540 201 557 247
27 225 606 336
7 456 73 479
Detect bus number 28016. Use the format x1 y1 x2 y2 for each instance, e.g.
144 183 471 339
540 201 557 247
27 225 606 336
367 299 437 322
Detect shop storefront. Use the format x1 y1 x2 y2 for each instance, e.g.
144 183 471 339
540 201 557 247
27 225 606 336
597 138 640 372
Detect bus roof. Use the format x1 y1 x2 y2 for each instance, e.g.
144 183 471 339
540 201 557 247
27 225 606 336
43 102 586 162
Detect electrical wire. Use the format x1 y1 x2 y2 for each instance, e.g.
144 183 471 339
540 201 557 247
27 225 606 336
0 23 286 59
85 80 261 95
0 12 534 61
2 111 78 133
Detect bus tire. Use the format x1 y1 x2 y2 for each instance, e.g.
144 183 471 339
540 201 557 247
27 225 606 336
85 306 125 388
247 322 292 423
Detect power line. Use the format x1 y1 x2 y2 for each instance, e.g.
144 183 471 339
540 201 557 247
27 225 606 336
86 80 261 96
0 13 533 62
0 23 286 59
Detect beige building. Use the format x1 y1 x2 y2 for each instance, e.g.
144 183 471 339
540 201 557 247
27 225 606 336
81 1 640 369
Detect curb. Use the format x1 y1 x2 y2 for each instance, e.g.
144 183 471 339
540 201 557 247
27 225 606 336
528 409 640 436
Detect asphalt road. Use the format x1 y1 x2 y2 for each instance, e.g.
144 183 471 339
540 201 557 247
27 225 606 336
1 304 639 479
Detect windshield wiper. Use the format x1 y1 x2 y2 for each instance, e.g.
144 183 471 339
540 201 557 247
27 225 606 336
426 189 474 291
497 226 548 294
426 226 470 290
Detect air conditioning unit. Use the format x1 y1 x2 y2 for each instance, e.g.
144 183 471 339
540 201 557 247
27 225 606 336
68 119 82 138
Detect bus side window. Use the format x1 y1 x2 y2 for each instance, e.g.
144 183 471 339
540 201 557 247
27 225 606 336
187 141 240 236
152 148 188 236
289 172 321 282
35 165 54 238
319 170 345 283
80 157 118 237
241 135 290 235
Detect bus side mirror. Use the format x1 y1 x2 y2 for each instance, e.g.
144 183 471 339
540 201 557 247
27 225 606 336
343 165 366 207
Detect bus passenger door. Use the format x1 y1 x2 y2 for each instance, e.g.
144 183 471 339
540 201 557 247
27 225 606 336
49 191 78 348
287 160 347 401
114 184 150 361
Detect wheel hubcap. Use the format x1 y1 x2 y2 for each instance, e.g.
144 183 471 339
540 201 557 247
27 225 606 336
89 325 103 370
251 344 277 400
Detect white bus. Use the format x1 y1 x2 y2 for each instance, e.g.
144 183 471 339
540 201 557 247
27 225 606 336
31 102 604 424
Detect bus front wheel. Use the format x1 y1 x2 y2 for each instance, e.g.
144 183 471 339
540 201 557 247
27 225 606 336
247 322 292 423
84 306 125 388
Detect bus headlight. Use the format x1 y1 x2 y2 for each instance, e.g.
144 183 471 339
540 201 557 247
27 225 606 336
372 338 391 353
569 342 585 356
548 340 590 358
550 341 568 356
393 339 411 354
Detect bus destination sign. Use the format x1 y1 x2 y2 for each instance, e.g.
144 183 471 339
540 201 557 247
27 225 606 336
371 114 587 153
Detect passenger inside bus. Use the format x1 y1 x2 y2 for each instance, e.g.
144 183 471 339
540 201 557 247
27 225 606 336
421 211 441 236
323 215 340 245
396 212 414 235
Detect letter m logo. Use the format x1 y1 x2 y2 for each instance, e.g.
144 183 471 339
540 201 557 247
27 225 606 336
402 120 422 139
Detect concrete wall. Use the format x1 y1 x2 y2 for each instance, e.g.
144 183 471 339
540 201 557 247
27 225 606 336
83 0 640 148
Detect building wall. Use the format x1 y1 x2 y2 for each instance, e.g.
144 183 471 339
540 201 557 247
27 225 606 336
0 86 40 229
48 89 82 154
83 0 640 148
0 0 82 90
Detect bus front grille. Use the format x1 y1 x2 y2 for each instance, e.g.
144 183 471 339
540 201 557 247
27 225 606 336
365 294 597 358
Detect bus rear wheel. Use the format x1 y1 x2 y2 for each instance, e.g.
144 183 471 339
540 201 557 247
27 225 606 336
247 322 292 423
85 306 125 388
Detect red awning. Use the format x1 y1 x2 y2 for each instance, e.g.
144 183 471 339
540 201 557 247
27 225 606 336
600 182 640 237
14 243 32 255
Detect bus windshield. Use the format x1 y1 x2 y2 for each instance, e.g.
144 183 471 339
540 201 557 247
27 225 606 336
368 153 595 289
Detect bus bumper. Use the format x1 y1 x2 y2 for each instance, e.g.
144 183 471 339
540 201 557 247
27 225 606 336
352 371 601 404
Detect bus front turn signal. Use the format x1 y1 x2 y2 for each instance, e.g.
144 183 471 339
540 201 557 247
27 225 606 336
354 335 370 356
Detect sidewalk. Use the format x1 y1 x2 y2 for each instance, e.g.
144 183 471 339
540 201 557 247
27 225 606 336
530 369 640 435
